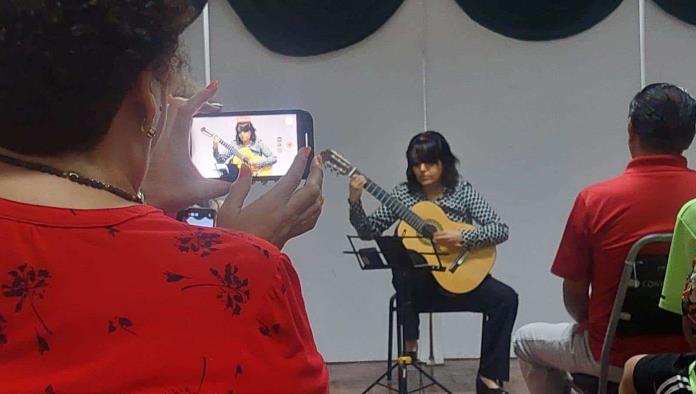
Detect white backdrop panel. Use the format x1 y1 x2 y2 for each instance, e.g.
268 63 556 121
424 0 640 358
645 1 696 164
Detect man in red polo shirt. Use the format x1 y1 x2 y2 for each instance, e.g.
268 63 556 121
513 83 696 394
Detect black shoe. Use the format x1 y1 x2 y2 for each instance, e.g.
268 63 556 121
476 376 509 394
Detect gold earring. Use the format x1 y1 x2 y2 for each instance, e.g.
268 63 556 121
141 122 156 139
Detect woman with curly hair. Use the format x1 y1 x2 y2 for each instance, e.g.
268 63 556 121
0 1 327 392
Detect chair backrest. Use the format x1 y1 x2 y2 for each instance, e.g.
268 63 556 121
616 253 682 337
598 233 676 394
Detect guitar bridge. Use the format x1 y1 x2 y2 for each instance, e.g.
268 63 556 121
448 251 470 273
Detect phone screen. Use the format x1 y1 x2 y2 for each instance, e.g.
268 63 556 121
191 111 312 182
178 209 216 228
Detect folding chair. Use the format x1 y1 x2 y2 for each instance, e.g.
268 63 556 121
571 233 684 394
386 294 444 380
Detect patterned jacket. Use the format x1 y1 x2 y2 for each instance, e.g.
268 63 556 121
349 180 509 249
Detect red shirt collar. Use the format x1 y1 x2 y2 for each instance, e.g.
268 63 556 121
625 154 688 174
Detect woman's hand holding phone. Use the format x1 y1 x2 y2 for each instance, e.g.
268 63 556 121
217 147 325 249
142 81 230 214
142 81 325 248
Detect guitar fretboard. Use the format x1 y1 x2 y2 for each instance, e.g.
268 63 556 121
359 173 431 236
202 128 244 159
218 138 242 158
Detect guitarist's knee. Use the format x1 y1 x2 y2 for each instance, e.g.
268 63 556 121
498 284 519 312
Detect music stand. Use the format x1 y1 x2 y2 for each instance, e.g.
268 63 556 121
344 235 452 394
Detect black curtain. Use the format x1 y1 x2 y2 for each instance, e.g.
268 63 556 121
653 0 696 26
191 0 207 20
226 0 404 57
454 0 623 41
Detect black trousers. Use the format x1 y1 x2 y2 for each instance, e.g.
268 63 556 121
219 164 239 182
391 253 518 382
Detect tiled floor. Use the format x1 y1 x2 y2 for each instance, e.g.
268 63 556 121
328 358 529 394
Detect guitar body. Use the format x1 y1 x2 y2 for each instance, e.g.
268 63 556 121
397 201 496 294
201 128 274 177
231 146 273 176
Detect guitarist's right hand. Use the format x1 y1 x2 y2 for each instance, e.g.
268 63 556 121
212 135 220 147
348 175 366 203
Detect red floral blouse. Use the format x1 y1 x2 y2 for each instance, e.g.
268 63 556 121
0 197 328 393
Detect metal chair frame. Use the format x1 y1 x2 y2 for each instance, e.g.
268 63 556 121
597 233 673 394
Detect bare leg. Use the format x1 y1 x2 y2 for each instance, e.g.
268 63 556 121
405 339 418 353
619 355 645 394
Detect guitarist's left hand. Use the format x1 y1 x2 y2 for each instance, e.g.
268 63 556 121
248 159 264 172
433 230 464 250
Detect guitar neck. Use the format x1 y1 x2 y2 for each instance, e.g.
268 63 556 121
219 139 241 156
358 172 430 236
203 128 242 157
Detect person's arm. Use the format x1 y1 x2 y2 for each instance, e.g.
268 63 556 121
660 209 696 314
459 183 509 249
563 278 590 324
212 144 231 164
348 180 402 239
658 204 696 349
254 142 277 167
551 193 593 322
349 200 399 239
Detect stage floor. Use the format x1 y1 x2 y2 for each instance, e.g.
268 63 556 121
328 358 528 393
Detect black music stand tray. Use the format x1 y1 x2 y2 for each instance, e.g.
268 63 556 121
344 235 452 394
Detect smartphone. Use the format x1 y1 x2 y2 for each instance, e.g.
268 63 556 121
177 208 216 227
191 110 314 182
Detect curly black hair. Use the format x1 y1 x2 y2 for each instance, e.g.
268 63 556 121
405 131 460 193
0 0 199 156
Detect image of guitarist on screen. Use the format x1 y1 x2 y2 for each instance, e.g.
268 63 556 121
212 118 277 179
347 131 518 393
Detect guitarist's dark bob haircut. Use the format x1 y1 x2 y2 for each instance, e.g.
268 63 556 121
235 121 257 145
406 131 460 193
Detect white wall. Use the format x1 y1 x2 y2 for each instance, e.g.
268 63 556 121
180 0 696 362
645 1 696 166
425 0 641 357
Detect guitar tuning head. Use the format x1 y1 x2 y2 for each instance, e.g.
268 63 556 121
318 149 353 176
323 162 340 176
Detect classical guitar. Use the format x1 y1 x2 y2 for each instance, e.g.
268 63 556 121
320 149 495 294
200 127 272 176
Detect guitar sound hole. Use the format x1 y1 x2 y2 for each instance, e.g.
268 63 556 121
421 224 437 238
419 221 442 246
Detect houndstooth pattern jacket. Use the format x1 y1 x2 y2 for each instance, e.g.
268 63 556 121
348 181 509 249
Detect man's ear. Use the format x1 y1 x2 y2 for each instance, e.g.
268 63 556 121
627 119 639 144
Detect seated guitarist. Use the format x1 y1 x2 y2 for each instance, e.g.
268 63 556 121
347 130 518 394
213 119 277 178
